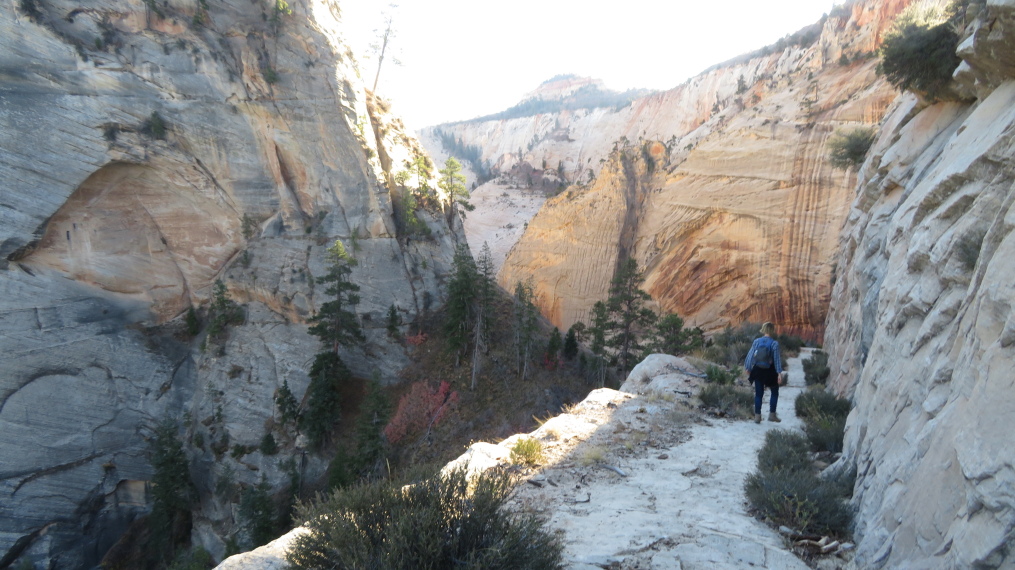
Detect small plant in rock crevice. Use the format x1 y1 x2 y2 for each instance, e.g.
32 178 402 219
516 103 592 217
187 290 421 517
510 437 544 467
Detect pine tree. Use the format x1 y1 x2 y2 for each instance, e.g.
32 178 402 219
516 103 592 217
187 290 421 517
444 245 478 366
386 304 401 339
239 476 276 548
652 313 688 356
148 420 196 563
513 280 539 380
606 259 657 371
546 327 563 362
352 377 391 476
439 157 474 221
587 302 610 387
588 301 610 358
275 379 300 430
563 325 579 360
470 242 496 389
308 240 364 354
207 279 243 340
301 352 350 450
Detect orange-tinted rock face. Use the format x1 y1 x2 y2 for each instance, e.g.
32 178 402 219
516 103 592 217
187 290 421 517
440 0 911 342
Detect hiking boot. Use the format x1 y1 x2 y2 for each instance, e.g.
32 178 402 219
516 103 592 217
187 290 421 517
754 413 762 424
768 412 781 423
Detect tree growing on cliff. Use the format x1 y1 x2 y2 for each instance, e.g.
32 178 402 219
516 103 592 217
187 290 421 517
308 240 363 354
877 0 963 102
206 280 244 352
605 259 657 372
301 352 351 450
439 156 474 221
148 420 197 564
827 127 876 170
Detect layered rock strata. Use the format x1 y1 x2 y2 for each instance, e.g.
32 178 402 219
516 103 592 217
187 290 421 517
433 0 910 340
0 0 462 567
824 1 1015 566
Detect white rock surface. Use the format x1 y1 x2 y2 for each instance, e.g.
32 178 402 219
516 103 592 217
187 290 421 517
824 2 1015 566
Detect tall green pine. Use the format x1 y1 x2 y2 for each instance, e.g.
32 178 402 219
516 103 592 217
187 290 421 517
439 156 474 221
444 245 478 366
606 258 657 371
513 280 539 380
308 240 364 354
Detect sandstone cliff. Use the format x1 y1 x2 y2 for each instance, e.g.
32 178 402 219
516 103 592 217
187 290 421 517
429 0 910 341
0 1 462 567
824 1 1015 566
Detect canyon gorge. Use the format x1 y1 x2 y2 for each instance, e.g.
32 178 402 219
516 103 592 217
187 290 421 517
1 0 1014 568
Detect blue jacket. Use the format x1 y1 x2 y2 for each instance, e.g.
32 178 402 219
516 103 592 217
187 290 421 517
744 336 782 374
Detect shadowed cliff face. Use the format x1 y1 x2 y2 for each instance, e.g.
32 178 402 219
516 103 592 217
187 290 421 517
0 0 462 566
436 0 910 342
824 2 1015 566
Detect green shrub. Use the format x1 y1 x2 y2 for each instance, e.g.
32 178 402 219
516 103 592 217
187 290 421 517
802 350 831 386
877 2 963 101
795 388 850 420
755 429 812 475
796 389 850 453
510 437 544 467
827 127 876 170
746 429 853 536
704 364 738 385
745 468 853 537
262 66 280 84
698 383 754 419
141 111 168 140
804 412 849 453
286 466 564 570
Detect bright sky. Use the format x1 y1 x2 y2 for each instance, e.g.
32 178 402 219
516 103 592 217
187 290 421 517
339 0 840 129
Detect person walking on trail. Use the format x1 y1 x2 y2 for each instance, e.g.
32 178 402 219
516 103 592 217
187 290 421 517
744 322 786 423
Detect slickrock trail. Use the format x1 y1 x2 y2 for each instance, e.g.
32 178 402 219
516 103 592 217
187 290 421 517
216 351 818 569
491 351 814 570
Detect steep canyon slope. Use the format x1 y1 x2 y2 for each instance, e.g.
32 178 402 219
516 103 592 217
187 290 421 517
429 0 910 340
824 0 1015 566
0 0 462 567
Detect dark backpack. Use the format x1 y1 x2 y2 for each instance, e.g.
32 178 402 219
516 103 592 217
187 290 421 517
754 339 774 369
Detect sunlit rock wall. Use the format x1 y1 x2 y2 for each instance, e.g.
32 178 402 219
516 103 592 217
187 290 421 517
824 1 1015 566
457 0 909 340
0 0 462 566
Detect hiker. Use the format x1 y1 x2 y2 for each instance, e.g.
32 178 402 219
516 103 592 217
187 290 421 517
744 322 786 423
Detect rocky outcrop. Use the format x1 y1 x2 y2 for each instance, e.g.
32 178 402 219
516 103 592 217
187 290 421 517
0 0 462 567
434 0 910 341
824 1 1015 566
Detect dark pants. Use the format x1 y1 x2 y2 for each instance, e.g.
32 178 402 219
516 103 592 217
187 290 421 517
749 366 779 414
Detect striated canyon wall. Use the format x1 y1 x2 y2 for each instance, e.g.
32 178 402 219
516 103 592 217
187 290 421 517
0 0 462 567
824 0 1015 566
430 0 911 341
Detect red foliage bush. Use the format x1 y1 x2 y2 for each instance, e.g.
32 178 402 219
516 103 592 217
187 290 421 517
383 381 459 444
405 332 428 346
